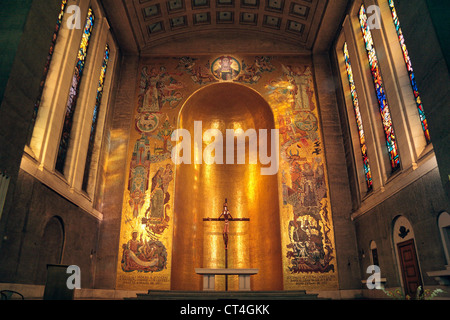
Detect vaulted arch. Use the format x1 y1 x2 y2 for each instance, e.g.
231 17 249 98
171 82 283 290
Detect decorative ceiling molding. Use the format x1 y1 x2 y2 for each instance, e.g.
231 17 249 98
100 0 343 54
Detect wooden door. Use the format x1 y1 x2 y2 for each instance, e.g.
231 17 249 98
397 239 422 297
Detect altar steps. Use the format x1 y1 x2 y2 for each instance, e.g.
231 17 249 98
130 290 322 300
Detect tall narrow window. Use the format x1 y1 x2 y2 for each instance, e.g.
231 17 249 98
27 0 68 145
388 0 431 144
343 42 373 191
359 5 400 172
370 241 379 266
81 44 110 191
55 8 95 174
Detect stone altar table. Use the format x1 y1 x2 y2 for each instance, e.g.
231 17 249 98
195 268 259 291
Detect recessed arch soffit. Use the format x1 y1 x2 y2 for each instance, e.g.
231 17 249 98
120 0 329 53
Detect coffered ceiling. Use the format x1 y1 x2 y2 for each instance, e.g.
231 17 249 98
101 0 348 55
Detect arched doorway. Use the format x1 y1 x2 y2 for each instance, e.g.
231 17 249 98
36 216 65 284
171 82 283 291
392 215 423 297
438 212 450 264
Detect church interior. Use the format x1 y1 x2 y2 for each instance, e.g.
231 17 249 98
0 0 449 300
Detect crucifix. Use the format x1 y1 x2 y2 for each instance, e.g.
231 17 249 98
203 198 250 291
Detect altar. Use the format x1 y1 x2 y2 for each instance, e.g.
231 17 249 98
195 268 259 291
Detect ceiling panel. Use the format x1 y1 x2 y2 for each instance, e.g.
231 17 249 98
120 0 329 53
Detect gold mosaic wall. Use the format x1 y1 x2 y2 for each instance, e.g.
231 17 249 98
115 55 339 291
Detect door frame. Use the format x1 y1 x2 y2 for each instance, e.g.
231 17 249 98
392 215 424 298
397 238 423 297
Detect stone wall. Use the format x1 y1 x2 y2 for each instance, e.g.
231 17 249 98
395 0 450 198
0 0 62 239
0 0 114 290
330 0 450 294
94 54 139 289
313 54 362 290
0 0 74 285
354 167 449 288
0 169 100 288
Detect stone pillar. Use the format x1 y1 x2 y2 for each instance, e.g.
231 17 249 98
312 53 362 291
94 54 139 289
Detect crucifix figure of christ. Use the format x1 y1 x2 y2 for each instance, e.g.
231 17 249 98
219 199 232 250
203 198 250 291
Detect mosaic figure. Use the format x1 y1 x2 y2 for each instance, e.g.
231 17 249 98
128 135 151 217
234 56 275 84
121 230 167 272
211 56 241 81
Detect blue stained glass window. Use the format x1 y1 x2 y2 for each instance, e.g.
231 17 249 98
27 0 68 145
388 0 430 144
344 42 373 191
359 4 400 172
82 44 110 191
56 8 95 174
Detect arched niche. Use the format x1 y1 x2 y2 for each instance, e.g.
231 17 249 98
171 82 283 291
438 212 450 264
36 216 65 284
369 240 379 266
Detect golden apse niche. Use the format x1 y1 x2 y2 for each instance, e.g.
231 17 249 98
171 83 283 291
116 55 339 291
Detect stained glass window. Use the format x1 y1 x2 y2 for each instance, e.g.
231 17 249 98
55 8 95 174
388 0 431 144
343 42 373 191
81 44 110 191
359 4 400 172
27 0 68 145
